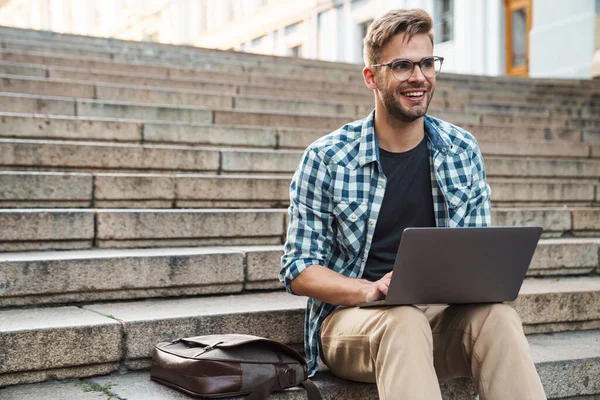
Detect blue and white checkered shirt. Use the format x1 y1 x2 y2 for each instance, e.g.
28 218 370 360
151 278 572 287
280 110 492 377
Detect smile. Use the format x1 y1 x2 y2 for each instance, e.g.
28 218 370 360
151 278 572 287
401 90 426 101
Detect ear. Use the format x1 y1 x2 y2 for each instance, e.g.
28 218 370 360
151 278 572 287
363 66 378 90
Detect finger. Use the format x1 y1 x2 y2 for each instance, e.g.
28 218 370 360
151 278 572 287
382 271 393 279
377 281 389 296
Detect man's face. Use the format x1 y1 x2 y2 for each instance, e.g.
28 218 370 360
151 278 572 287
375 33 436 123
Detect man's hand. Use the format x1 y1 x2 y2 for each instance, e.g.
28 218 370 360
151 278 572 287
364 271 393 303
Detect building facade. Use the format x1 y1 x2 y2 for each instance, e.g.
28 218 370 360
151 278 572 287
0 0 598 79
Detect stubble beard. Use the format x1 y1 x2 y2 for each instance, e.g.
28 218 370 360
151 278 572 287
380 83 434 124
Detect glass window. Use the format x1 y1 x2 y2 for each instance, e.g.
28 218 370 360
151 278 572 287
290 44 303 58
435 0 454 43
251 35 265 47
511 9 527 68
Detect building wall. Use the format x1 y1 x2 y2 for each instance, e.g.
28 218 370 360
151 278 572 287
0 0 596 79
530 0 597 78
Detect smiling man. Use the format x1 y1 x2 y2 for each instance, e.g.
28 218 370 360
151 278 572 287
280 8 546 400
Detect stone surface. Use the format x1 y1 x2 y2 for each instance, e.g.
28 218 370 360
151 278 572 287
242 245 285 282
480 140 590 158
0 172 92 202
492 208 571 234
529 239 600 275
0 209 94 242
94 173 175 201
95 209 285 240
3 330 599 398
234 96 357 116
0 247 245 305
0 379 115 399
213 110 350 130
76 99 213 123
0 113 142 141
95 84 234 108
176 174 289 202
48 66 239 94
83 292 307 360
0 139 220 171
0 60 47 77
0 74 95 98
143 122 277 147
0 306 121 374
0 92 75 115
221 149 302 173
490 180 596 203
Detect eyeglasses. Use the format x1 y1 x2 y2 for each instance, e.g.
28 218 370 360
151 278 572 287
371 56 444 81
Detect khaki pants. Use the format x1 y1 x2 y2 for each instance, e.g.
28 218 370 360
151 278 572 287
320 303 546 400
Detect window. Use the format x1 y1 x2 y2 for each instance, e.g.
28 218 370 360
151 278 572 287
251 35 265 47
359 20 373 61
435 0 454 43
284 22 300 35
290 44 303 58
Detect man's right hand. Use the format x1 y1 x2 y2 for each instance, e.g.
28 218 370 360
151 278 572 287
363 271 393 303
291 266 394 306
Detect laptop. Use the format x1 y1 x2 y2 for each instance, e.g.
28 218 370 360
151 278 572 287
358 226 543 307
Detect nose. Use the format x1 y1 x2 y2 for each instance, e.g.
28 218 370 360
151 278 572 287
407 64 427 83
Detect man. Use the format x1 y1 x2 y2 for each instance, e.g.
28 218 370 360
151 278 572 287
280 8 546 400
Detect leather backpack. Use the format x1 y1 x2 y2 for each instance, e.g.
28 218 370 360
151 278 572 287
150 334 322 399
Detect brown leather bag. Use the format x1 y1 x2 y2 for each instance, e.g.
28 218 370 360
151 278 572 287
150 334 322 399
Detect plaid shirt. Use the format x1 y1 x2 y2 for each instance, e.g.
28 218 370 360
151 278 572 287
280 110 492 377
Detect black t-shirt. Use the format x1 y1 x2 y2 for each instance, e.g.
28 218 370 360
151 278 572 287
362 136 436 282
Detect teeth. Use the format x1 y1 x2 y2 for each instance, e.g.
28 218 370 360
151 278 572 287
404 91 424 97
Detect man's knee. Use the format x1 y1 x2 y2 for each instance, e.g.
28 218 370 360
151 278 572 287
374 306 432 342
471 303 524 338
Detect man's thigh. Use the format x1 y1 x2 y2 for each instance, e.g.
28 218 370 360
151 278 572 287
319 305 427 383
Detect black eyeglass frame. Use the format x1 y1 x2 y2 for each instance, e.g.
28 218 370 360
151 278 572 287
370 56 445 81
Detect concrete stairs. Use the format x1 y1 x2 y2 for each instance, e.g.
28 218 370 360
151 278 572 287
0 25 599 399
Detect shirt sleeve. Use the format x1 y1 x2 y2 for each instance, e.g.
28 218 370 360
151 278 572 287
467 143 492 226
279 146 335 294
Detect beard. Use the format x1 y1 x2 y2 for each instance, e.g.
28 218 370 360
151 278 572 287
379 82 434 124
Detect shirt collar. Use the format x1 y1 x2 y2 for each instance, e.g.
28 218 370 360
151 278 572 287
358 110 456 168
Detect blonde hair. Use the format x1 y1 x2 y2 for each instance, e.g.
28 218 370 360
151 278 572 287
363 9 434 66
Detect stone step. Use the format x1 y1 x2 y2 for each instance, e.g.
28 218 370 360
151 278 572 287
0 113 585 148
0 90 597 131
0 238 597 307
2 73 599 123
5 34 600 98
0 209 286 252
0 49 365 93
3 327 600 400
1 139 599 177
0 37 360 83
2 60 596 110
0 25 366 71
0 60 374 100
2 46 599 101
3 26 600 94
0 172 598 209
466 102 600 119
0 278 599 387
0 74 364 116
0 92 358 128
1 207 600 252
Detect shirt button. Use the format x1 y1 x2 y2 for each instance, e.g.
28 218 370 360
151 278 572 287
442 147 447 153
451 200 458 206
369 220 375 227
350 214 357 221
378 185 383 189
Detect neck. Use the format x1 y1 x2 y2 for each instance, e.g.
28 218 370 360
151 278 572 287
374 106 425 153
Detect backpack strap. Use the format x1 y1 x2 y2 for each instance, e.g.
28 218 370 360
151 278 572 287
246 371 323 400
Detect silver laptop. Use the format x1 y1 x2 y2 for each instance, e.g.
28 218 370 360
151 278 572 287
358 226 543 307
